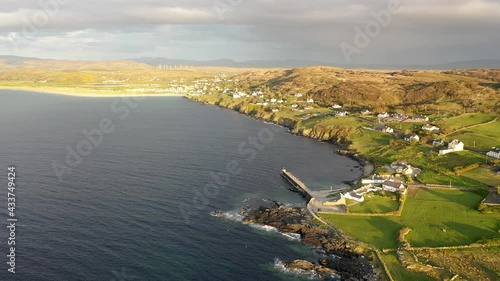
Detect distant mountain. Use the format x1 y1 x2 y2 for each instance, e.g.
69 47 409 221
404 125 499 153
1 55 499 71
0 55 153 71
132 57 500 70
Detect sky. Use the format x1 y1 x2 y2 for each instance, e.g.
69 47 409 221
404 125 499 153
0 0 499 65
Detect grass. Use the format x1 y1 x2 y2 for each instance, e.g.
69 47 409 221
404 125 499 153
321 188 500 249
437 113 498 133
348 193 400 214
463 167 500 187
379 252 436 281
447 119 500 152
412 246 500 281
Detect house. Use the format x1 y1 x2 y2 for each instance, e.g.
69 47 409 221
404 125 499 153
272 109 279 113
391 113 409 121
390 162 414 175
486 147 500 159
331 104 343 109
294 93 303 97
422 124 440 132
439 139 464 155
404 134 420 142
277 100 285 103
232 93 241 99
344 192 364 202
432 139 445 147
304 106 314 110
381 126 394 133
382 180 405 193
262 102 269 106
291 104 299 108
361 175 386 184
306 98 315 103
377 112 390 119
336 111 349 117
361 109 372 115
406 115 429 122
270 98 277 103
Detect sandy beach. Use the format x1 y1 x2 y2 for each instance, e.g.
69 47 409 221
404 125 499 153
0 86 186 98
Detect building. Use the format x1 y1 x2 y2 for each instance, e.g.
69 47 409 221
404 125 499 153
361 109 372 115
361 175 386 184
331 104 343 109
439 139 464 155
232 93 241 99
390 162 414 175
404 134 420 142
407 115 429 122
272 109 279 113
383 180 406 193
422 124 440 132
432 139 445 147
306 98 315 103
486 147 500 159
377 112 390 119
336 111 349 117
382 126 394 133
294 93 303 97
291 104 299 108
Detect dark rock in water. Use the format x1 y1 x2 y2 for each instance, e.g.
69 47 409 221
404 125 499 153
277 259 338 280
241 202 380 280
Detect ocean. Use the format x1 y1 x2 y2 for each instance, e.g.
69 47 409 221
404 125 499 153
0 90 362 281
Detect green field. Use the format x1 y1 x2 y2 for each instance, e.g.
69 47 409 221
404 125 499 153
437 113 498 133
321 188 500 249
379 252 436 281
447 119 500 152
463 167 500 187
348 194 400 214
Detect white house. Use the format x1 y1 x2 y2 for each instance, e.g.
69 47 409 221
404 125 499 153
331 104 343 109
277 100 285 103
377 112 390 119
270 98 277 103
361 175 386 184
336 111 349 117
306 98 315 103
344 192 364 202
232 93 241 99
439 139 464 155
294 93 303 98
422 124 440 132
291 104 299 108
404 134 420 142
361 109 372 115
382 180 405 193
382 126 394 133
272 109 279 113
486 147 500 159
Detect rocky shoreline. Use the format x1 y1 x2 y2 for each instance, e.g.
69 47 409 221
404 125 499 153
214 200 380 280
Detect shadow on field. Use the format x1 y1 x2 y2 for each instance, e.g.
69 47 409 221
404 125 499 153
423 188 483 209
444 221 496 245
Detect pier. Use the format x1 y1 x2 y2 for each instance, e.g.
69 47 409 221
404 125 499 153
281 169 315 200
281 168 347 214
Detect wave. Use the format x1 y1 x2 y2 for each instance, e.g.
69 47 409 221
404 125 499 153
281 232 301 241
244 223 279 233
210 211 244 222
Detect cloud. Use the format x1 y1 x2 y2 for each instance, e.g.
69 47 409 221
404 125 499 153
0 0 497 64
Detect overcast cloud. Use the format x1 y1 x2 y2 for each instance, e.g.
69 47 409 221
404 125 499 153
0 0 499 64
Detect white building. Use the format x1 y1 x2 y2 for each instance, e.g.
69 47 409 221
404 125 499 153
422 124 440 132
377 112 390 119
382 126 394 133
382 180 406 193
345 192 364 202
306 98 315 103
294 93 303 97
404 134 420 142
439 139 464 155
331 104 343 109
486 147 500 159
336 111 349 117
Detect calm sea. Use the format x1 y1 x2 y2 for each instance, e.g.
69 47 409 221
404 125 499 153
0 90 362 281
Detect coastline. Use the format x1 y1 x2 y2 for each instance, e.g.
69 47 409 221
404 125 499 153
0 86 186 98
187 95 374 183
